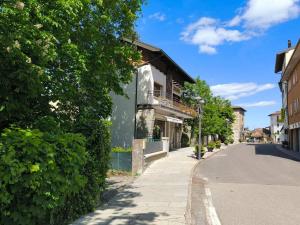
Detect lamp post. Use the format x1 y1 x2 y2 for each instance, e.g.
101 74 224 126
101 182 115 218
194 97 205 160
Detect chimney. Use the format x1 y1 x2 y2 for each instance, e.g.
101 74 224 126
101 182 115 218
288 40 292 48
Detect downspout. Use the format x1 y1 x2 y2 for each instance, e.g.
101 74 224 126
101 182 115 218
134 69 138 139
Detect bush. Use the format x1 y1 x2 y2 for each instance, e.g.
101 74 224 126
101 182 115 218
0 127 87 225
224 139 229 145
53 119 111 224
215 140 221 149
112 147 132 153
207 141 216 149
229 138 234 144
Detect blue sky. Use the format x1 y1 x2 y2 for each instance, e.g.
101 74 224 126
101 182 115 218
136 0 300 129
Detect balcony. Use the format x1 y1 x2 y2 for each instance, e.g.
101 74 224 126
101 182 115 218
149 90 198 118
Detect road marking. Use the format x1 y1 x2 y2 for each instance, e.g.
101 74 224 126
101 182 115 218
203 187 222 225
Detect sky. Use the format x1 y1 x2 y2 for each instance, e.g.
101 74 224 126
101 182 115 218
135 0 300 130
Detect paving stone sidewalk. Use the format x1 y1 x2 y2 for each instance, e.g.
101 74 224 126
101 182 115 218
71 147 198 225
275 144 300 161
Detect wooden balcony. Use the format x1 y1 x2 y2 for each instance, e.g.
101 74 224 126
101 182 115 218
151 91 198 118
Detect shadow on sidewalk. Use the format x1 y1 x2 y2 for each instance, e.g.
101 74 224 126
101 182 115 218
72 184 168 225
252 144 300 162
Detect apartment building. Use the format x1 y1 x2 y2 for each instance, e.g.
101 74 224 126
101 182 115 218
111 40 197 155
275 40 300 151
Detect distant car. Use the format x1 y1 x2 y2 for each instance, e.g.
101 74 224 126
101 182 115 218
247 138 254 143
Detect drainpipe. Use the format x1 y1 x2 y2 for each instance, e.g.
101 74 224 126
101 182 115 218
134 69 138 139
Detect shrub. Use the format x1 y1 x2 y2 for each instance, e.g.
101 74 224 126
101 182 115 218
215 140 221 149
207 141 216 149
112 147 132 153
229 138 234 144
53 119 111 224
224 139 229 145
0 127 87 225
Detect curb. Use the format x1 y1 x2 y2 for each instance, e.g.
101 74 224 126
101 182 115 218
275 145 300 161
202 143 238 160
185 160 201 225
185 143 239 224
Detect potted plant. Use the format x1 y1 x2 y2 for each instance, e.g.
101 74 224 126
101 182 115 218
215 140 221 149
207 141 216 152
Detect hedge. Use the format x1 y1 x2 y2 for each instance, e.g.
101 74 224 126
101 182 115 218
0 127 87 225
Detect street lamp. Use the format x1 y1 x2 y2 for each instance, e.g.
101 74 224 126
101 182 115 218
194 96 205 160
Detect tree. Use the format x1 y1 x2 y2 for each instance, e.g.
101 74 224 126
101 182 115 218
0 1 143 224
183 77 235 142
0 0 142 130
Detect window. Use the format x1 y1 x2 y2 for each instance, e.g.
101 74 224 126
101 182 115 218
154 82 162 97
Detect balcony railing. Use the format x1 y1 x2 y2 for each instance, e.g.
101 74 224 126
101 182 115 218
148 91 198 117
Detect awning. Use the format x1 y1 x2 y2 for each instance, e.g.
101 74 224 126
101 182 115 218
165 116 183 124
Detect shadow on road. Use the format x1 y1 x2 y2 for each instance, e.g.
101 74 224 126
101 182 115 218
251 144 300 162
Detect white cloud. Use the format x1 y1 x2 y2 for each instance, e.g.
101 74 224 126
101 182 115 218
210 82 276 100
181 17 250 54
239 101 277 107
149 12 166 22
241 0 300 29
182 0 300 54
200 45 217 54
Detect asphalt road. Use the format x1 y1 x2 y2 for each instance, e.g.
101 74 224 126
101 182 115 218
191 144 300 225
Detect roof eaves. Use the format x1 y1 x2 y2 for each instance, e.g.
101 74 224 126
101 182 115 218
125 38 195 83
275 46 296 73
232 106 247 112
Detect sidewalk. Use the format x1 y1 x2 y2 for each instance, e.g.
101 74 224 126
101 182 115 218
275 144 300 161
71 147 198 225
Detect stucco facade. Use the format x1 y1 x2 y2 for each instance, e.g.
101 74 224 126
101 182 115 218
232 106 246 143
268 111 285 143
111 77 136 148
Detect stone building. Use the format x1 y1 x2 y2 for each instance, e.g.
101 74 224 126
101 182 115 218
232 106 246 143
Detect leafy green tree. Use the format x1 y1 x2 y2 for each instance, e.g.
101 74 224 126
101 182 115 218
183 77 234 142
0 0 142 130
0 1 143 224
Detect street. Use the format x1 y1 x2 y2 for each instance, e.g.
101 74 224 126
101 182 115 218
192 144 300 225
